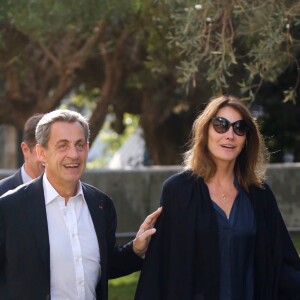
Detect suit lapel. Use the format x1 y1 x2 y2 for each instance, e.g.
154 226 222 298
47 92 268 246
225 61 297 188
23 176 50 277
83 184 107 263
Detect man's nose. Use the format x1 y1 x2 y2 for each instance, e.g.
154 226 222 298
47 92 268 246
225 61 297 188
68 145 80 157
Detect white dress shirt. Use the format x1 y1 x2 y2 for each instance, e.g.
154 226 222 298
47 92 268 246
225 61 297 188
43 175 101 300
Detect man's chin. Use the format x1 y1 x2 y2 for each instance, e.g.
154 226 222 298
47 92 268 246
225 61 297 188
64 171 83 181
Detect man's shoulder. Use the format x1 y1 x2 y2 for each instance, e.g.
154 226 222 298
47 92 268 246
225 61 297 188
0 169 23 196
0 170 20 185
0 176 41 201
81 182 115 212
81 182 112 199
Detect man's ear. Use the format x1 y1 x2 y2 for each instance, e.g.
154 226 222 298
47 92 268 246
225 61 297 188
36 144 46 164
20 142 30 156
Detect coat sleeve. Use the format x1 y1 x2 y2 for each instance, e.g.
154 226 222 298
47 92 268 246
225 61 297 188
263 184 300 298
105 195 143 279
134 174 180 300
0 199 8 298
134 172 199 300
134 200 165 300
278 212 300 297
0 202 4 266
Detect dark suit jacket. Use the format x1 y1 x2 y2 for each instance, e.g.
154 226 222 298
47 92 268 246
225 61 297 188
0 169 23 197
0 176 143 300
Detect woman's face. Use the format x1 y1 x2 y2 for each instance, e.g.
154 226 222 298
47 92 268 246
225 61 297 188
207 106 247 167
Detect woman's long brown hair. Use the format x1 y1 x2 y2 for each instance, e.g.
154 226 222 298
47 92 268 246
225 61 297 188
183 95 269 191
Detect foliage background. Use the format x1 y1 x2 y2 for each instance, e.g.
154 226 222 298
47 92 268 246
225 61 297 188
0 0 300 165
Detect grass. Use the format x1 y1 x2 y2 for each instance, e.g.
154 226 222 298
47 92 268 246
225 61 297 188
109 272 139 300
291 233 300 253
108 236 300 300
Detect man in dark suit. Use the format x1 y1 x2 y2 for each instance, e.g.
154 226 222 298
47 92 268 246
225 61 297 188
0 109 161 299
0 113 45 196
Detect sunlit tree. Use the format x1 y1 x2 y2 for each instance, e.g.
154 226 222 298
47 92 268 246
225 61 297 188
0 0 300 164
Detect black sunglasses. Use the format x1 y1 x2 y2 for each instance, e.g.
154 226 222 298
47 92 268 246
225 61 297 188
211 117 249 136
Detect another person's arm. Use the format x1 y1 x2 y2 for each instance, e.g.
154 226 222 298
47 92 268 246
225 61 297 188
133 207 162 258
106 197 161 278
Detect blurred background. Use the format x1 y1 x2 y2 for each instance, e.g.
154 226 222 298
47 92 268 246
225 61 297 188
0 0 300 168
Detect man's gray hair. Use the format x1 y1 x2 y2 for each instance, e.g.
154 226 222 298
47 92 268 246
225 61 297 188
35 109 90 147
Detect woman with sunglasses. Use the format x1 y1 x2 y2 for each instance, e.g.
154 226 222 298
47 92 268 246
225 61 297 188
134 95 300 300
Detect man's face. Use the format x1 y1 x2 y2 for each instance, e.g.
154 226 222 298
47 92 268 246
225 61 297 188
21 142 45 179
36 121 89 194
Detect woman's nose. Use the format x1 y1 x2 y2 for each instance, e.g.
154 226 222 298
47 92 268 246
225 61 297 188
225 126 235 139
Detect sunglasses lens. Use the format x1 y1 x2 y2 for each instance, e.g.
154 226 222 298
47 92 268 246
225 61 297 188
211 117 249 136
212 117 229 133
233 120 249 136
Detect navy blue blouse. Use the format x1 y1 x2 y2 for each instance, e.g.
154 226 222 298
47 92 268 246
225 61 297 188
211 183 256 300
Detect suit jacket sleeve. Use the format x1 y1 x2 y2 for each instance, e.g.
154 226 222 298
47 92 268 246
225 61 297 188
105 195 143 279
83 183 143 281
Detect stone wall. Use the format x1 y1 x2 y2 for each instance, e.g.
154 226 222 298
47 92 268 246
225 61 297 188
1 164 300 236
265 163 300 229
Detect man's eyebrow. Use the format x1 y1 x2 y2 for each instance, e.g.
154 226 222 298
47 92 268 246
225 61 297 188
56 139 69 144
55 139 86 144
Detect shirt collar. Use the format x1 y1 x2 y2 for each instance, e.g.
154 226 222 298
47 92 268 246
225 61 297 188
21 164 34 183
42 174 84 206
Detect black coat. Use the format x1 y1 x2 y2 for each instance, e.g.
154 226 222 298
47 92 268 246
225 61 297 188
0 176 142 300
134 171 300 300
0 168 23 197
